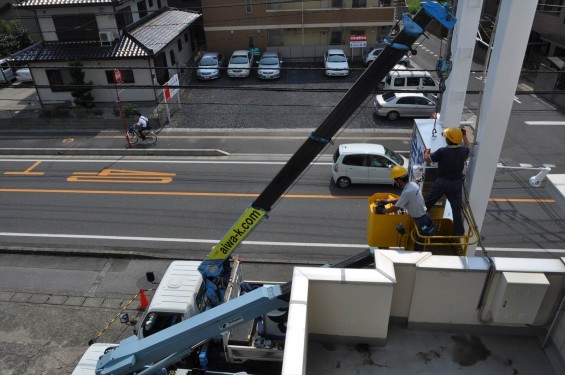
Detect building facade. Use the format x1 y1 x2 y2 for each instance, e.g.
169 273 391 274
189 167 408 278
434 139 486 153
201 0 399 60
11 0 201 107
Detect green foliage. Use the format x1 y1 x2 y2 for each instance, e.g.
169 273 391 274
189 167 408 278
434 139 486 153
406 0 422 14
0 20 33 56
123 103 139 117
52 103 70 118
69 60 95 109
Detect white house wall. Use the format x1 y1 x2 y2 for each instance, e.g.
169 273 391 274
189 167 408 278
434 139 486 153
36 6 117 42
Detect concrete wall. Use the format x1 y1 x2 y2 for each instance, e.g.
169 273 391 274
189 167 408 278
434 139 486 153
281 250 565 375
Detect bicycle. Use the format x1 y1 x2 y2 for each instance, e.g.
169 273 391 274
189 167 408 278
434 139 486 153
127 125 157 145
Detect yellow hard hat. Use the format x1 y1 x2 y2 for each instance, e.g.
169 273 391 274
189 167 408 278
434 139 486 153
443 127 463 144
390 165 408 179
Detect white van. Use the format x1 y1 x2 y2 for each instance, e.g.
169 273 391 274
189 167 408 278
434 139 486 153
332 143 409 188
379 69 439 92
137 260 207 339
0 58 15 83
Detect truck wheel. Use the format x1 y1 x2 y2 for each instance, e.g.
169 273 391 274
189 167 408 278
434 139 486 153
336 177 351 188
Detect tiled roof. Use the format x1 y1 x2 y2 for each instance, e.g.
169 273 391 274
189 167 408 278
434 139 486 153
10 37 148 62
9 9 200 62
15 0 120 8
129 9 200 52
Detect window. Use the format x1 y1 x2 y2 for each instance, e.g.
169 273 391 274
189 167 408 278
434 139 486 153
245 0 252 13
157 0 161 7
46 69 72 92
342 155 367 167
148 0 153 6
406 77 420 87
330 29 343 45
331 0 343 8
177 39 182 52
105 69 135 84
248 36 255 48
266 0 284 10
116 7 133 30
137 1 148 18
397 97 417 105
352 0 367 8
170 50 176 65
155 51 169 85
393 77 405 86
538 0 563 16
268 29 283 47
370 155 392 168
422 77 436 87
414 97 433 106
184 32 188 43
53 15 98 41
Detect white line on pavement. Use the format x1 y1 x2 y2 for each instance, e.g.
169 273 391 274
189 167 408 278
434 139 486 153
1 232 564 253
525 121 565 125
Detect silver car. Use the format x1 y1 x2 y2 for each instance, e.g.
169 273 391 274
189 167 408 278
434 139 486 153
257 52 282 79
374 92 437 121
196 52 224 80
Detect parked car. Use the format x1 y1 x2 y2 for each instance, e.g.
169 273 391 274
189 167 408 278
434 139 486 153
364 47 410 67
15 67 33 83
196 52 224 80
257 52 282 79
332 143 409 188
373 92 437 121
323 49 349 77
0 58 15 83
228 50 254 78
378 69 439 92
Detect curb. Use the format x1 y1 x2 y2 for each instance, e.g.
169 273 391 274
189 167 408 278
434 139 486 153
0 148 229 156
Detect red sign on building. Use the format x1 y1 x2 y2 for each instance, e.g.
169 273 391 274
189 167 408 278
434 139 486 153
113 68 123 84
350 35 368 42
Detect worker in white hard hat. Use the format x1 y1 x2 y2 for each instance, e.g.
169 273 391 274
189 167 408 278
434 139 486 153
376 166 436 250
423 127 470 236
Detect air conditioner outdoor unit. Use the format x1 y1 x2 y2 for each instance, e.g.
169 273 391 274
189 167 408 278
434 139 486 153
99 31 115 46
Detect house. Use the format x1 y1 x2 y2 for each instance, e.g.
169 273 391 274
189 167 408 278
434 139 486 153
200 0 400 60
10 0 201 107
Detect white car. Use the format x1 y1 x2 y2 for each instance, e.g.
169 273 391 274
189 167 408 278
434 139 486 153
364 47 409 67
227 50 254 78
374 92 437 121
15 67 33 83
332 143 409 188
324 49 349 77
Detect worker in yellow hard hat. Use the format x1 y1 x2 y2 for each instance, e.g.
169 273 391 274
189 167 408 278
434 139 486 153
376 166 436 250
423 127 470 236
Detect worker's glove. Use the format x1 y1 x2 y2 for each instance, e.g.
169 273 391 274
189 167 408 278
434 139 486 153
376 206 385 214
461 128 467 136
375 201 387 214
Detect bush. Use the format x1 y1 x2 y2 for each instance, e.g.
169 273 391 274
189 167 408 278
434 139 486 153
123 103 139 117
52 104 70 118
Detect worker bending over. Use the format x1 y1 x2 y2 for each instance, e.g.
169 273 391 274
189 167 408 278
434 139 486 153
376 166 436 250
423 127 470 236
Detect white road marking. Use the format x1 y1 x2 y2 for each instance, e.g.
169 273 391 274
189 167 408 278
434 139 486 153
519 163 533 168
525 121 565 125
543 164 556 168
0 232 563 253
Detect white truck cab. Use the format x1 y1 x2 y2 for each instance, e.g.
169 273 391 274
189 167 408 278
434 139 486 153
137 260 207 339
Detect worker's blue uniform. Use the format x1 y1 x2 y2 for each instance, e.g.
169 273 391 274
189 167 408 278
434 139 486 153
425 145 470 236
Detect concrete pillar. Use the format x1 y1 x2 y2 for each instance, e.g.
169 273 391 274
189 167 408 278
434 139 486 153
465 0 538 256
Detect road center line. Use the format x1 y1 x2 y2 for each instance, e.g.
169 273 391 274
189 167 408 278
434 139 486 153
0 188 555 203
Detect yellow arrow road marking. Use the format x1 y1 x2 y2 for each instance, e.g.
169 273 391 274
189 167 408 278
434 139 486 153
68 169 175 183
0 188 555 203
4 161 45 176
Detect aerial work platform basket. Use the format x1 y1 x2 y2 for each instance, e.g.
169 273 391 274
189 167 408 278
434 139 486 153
367 193 478 255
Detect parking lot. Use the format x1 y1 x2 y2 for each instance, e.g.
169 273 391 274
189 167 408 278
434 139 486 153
172 60 426 130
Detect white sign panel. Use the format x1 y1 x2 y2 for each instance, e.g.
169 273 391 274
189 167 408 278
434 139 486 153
350 41 367 48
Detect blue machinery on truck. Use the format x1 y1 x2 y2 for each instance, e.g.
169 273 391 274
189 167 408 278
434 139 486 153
95 3 456 374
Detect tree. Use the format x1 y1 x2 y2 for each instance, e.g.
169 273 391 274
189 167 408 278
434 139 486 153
69 60 95 108
0 20 33 56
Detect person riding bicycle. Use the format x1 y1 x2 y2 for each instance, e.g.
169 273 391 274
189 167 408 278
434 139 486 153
134 111 150 140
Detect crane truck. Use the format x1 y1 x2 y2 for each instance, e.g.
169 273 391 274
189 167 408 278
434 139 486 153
76 3 458 374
